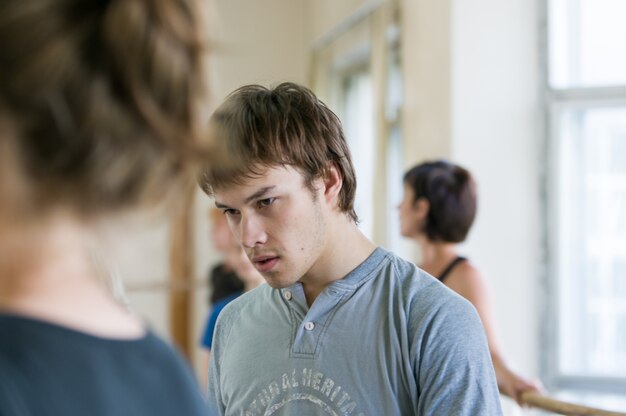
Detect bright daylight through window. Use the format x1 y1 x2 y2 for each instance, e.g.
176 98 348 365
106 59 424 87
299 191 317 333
546 0 626 393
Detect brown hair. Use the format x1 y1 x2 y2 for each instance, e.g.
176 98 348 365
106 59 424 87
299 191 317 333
403 160 477 242
0 0 208 218
200 83 358 222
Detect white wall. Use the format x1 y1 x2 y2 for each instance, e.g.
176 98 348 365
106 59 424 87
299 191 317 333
208 0 308 102
401 0 452 164
305 0 373 45
451 0 541 413
102 214 172 338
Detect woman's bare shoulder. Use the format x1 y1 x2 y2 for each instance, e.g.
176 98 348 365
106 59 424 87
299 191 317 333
444 259 489 301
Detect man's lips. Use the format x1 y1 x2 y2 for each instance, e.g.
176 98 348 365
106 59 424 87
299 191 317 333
251 255 279 273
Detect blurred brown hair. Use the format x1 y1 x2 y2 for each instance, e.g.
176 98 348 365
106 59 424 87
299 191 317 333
200 83 358 222
0 0 208 218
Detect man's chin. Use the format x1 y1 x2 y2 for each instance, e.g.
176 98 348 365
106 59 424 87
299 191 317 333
262 274 292 289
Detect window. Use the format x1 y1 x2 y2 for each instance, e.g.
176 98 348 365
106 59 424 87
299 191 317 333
341 68 375 239
549 0 626 88
546 0 626 393
339 33 403 250
309 3 402 249
384 43 404 255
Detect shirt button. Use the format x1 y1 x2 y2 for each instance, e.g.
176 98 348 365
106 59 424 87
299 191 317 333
304 322 315 331
283 291 292 301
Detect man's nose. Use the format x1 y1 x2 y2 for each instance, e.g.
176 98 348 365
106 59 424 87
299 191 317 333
239 214 268 249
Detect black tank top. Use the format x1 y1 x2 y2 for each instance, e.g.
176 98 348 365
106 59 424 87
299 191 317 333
437 256 467 283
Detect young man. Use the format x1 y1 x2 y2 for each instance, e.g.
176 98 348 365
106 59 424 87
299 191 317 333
201 83 503 415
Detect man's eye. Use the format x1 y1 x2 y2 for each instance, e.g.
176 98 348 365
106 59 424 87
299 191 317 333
223 208 239 216
257 198 275 209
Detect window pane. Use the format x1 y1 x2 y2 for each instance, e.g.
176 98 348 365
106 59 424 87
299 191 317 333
385 48 403 254
556 105 626 377
386 125 403 252
549 0 626 88
342 71 374 239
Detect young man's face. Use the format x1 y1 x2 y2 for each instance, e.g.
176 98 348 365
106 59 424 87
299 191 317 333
214 165 328 289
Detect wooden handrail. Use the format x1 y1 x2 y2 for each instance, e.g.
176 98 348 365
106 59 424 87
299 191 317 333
125 278 208 293
522 391 626 416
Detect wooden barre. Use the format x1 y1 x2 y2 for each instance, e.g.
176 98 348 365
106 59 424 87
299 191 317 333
522 391 626 416
125 279 208 293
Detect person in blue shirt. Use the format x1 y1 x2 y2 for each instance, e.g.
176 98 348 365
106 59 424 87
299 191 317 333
199 209 263 390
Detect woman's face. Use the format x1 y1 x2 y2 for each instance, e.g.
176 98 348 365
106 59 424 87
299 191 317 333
397 183 423 239
211 208 264 285
226 244 263 285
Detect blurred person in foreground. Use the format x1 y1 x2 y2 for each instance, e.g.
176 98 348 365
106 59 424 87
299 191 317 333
0 0 211 414
200 83 503 415
199 209 263 390
398 160 542 406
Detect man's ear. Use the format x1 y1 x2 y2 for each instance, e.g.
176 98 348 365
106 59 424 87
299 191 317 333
323 164 343 205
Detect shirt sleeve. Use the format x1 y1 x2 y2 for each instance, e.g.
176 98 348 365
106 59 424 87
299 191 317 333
207 300 240 415
201 294 240 350
410 288 503 415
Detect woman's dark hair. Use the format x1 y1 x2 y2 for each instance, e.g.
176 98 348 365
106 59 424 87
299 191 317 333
403 160 477 243
209 263 244 304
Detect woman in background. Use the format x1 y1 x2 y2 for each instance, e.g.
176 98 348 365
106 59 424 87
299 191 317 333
398 160 541 406
199 210 264 389
0 0 210 414
206 208 246 306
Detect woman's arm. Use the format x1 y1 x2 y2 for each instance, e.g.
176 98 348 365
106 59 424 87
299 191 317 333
445 261 542 406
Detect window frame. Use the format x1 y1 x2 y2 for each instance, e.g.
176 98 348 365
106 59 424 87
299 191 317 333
336 62 376 240
542 0 626 394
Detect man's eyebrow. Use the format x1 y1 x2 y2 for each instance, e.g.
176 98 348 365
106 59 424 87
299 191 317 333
214 186 276 210
244 186 276 204
214 201 230 210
